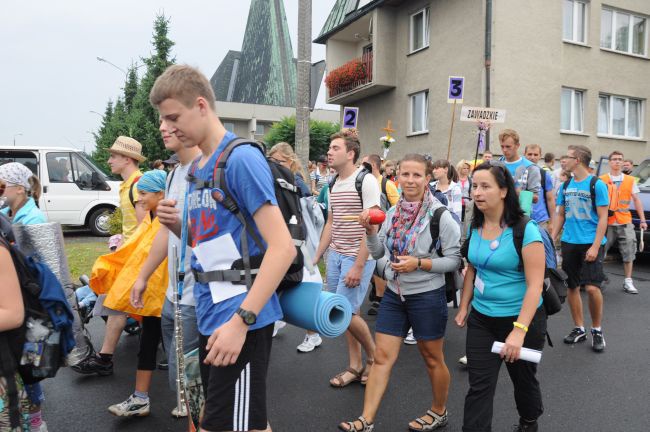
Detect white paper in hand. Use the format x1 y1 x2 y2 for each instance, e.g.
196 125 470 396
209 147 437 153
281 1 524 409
193 234 247 304
491 341 542 363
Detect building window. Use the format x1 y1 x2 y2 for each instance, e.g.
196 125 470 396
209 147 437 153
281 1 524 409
255 123 265 136
601 8 647 56
409 8 430 53
563 0 587 43
224 122 235 133
598 94 643 138
409 91 428 134
561 88 584 133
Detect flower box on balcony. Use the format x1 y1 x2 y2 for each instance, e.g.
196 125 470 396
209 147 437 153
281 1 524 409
325 53 373 98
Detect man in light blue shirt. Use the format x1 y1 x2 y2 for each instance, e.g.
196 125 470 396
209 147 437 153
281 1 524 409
552 145 609 353
499 129 541 210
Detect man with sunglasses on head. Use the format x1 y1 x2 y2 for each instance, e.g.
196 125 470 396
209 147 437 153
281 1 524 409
600 151 647 294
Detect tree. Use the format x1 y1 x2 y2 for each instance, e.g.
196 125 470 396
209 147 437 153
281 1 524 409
264 116 339 161
91 14 176 170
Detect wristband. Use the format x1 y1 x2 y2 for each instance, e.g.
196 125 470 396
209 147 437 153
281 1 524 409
513 321 528 333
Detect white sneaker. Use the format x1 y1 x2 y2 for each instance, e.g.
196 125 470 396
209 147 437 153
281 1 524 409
30 421 47 432
67 345 92 367
171 404 188 418
272 320 287 337
297 333 323 353
458 355 468 365
624 278 638 294
404 329 417 345
108 394 150 417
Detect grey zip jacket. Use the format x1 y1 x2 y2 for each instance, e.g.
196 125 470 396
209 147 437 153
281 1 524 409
366 199 462 296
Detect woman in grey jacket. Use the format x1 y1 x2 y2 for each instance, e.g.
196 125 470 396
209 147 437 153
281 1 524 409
339 154 461 432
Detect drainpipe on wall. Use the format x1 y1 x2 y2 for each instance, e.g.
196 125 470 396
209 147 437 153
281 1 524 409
485 0 492 150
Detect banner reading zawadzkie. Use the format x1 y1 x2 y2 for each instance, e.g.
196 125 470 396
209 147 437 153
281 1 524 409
460 106 507 123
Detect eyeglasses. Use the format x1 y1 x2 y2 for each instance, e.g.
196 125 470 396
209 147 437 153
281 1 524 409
270 157 289 165
562 155 578 160
610 157 624 162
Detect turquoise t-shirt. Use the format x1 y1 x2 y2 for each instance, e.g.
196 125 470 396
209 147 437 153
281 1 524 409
468 220 543 317
0 197 46 225
504 157 533 179
556 176 608 245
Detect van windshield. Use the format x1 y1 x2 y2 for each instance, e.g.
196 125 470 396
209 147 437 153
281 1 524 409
632 160 650 190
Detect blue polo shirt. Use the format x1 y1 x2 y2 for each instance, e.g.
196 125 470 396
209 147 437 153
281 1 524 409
187 132 283 336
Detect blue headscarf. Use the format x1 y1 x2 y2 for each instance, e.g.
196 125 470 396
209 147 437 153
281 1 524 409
136 169 167 193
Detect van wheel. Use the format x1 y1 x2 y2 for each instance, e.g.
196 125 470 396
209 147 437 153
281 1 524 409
88 208 113 237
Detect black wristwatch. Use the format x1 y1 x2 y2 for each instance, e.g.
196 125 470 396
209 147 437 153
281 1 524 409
236 307 257 326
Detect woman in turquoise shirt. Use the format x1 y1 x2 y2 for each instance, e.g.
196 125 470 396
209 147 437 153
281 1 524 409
454 161 546 432
0 162 46 225
0 162 48 431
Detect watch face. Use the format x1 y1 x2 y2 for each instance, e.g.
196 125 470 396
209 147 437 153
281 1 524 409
244 313 256 325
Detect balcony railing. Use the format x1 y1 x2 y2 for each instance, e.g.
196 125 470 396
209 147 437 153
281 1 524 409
325 52 373 99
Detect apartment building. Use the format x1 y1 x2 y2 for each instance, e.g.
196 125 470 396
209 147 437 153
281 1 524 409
316 0 650 163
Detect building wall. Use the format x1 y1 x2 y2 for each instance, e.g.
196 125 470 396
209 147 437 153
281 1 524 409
326 0 650 164
337 0 486 162
491 0 650 162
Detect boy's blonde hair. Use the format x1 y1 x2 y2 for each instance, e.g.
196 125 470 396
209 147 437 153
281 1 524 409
149 64 216 110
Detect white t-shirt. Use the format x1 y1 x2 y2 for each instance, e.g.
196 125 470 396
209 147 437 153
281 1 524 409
609 174 640 194
165 162 195 306
328 167 381 257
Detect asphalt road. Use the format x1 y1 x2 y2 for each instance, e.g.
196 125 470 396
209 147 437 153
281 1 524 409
41 258 650 432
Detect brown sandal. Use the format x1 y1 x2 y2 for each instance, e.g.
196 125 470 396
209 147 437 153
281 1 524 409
330 367 362 387
338 416 374 431
360 359 374 386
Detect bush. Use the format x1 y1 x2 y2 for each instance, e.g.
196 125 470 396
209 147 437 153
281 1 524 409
107 208 123 235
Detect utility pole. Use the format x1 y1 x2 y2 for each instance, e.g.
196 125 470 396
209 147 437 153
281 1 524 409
295 0 312 169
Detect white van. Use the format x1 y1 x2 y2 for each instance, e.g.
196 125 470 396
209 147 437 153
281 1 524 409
0 146 120 236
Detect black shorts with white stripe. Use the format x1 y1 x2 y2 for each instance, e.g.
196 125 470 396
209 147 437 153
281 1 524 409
199 324 273 432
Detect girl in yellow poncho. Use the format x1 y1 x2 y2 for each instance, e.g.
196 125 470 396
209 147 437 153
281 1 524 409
90 169 169 416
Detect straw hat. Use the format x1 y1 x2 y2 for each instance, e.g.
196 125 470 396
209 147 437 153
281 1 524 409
109 136 146 162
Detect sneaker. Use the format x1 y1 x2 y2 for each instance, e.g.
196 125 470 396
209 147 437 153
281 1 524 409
623 278 638 294
563 327 586 344
70 353 113 376
458 355 468 366
591 329 606 352
171 404 188 418
30 421 48 432
67 345 92 367
108 394 150 417
512 419 538 431
404 329 417 345
297 333 323 353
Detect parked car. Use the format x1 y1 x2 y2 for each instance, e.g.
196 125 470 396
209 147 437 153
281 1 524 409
0 146 120 236
597 156 650 252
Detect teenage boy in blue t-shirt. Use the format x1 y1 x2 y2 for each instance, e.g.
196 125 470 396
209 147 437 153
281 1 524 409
499 129 541 209
552 145 609 353
151 65 296 432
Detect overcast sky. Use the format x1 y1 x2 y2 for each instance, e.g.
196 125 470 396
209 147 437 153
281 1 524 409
1 0 337 152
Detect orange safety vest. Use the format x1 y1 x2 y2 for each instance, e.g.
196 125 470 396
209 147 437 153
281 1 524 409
599 173 635 225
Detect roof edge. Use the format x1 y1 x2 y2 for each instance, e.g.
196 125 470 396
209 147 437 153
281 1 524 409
314 0 384 44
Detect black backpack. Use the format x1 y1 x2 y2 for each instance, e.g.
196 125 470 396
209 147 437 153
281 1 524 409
428 207 463 307
186 138 306 290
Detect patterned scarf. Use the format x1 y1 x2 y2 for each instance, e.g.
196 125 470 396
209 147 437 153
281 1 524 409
387 189 435 256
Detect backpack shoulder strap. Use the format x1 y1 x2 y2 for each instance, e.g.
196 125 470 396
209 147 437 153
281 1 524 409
538 166 546 194
128 175 142 208
590 176 598 214
165 166 178 194
512 216 531 268
428 206 448 254
355 163 372 203
328 174 338 192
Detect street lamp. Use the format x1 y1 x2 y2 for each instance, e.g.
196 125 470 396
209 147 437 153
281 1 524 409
96 56 127 75
13 133 23 146
89 110 103 118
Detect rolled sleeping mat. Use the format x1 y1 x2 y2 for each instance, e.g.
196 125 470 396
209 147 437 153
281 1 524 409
519 190 533 216
279 270 352 338
12 222 73 288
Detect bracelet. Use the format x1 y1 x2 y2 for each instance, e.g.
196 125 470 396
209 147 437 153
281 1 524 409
417 258 422 269
513 321 529 333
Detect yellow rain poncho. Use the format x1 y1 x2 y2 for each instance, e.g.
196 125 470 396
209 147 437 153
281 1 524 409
90 215 168 317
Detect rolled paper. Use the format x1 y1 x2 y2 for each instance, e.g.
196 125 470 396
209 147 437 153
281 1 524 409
12 222 72 288
491 341 542 364
279 270 352 338
518 190 534 216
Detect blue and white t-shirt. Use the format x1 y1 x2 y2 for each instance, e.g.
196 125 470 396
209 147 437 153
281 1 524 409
556 175 609 245
468 220 543 317
187 132 282 336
